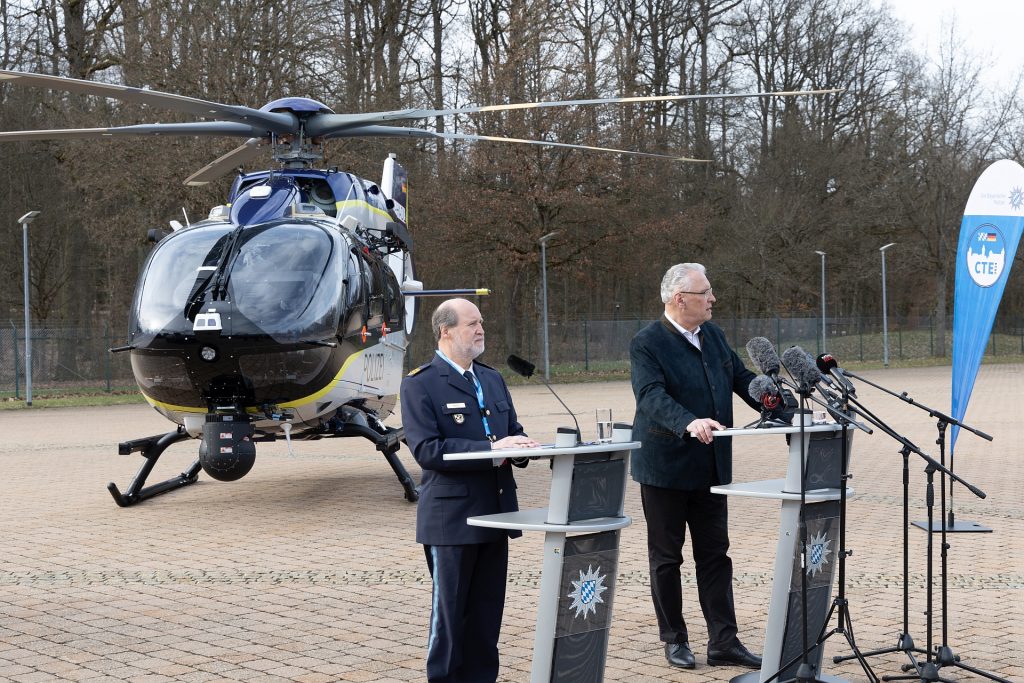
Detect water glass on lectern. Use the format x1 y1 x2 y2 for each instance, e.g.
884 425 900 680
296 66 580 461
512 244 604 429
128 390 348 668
596 409 613 442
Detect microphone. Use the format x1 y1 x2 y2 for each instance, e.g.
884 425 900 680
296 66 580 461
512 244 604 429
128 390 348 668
799 347 841 395
816 353 857 398
748 375 795 426
749 375 783 409
746 337 783 383
781 345 822 392
507 354 581 444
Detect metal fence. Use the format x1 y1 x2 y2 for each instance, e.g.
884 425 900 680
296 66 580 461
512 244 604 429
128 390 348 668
1 322 135 397
531 314 1024 370
4 315 1024 397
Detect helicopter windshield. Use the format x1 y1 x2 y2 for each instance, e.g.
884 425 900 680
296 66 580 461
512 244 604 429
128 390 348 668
135 224 232 336
134 221 343 342
225 222 337 339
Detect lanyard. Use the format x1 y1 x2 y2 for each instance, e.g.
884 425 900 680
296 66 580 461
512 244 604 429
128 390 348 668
435 350 494 441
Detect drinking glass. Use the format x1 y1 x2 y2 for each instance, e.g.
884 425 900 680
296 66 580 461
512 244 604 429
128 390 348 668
596 409 613 442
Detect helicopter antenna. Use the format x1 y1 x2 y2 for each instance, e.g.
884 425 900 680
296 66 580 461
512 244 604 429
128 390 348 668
181 207 190 227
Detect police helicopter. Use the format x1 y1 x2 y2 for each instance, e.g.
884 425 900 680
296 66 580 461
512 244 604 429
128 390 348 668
0 69 840 507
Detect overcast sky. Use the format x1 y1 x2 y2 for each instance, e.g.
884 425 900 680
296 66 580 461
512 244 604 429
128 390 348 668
880 0 1024 90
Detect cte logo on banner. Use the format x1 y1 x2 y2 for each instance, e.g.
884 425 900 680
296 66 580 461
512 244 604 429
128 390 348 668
966 225 1006 288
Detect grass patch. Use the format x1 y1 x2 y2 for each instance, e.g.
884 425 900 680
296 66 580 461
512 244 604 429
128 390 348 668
0 387 146 410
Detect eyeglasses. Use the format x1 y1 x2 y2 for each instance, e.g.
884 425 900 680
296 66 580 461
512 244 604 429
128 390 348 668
678 288 713 298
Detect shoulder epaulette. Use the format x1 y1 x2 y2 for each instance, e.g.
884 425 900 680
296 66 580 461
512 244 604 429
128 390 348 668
474 360 496 372
407 362 432 377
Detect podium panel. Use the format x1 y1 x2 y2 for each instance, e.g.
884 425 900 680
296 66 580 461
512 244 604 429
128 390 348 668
568 457 627 522
551 530 621 682
778 500 841 681
792 429 852 492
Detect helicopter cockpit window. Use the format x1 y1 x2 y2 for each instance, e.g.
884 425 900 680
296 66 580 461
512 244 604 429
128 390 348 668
384 267 402 325
298 178 338 217
135 224 233 335
227 223 336 338
133 222 344 344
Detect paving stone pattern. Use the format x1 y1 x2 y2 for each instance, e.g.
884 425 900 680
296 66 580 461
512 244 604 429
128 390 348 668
1 364 1021 682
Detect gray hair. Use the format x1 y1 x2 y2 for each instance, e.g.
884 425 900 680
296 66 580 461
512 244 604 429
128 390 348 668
660 263 706 303
431 300 460 341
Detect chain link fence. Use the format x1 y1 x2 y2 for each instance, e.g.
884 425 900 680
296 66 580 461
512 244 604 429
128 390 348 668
530 314 1024 371
4 315 1024 397
1 321 135 398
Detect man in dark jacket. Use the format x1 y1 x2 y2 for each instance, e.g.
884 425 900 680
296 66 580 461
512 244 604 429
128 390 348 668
630 263 764 670
401 297 539 683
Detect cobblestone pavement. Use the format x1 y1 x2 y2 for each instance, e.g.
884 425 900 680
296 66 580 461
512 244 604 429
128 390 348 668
2 364 1021 682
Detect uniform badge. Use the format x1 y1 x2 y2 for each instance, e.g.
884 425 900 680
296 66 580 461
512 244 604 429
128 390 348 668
453 413 465 424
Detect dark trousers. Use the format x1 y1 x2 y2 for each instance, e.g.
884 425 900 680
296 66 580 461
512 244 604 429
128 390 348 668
424 540 508 683
640 484 739 649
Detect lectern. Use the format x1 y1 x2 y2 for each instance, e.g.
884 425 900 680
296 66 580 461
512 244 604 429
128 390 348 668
444 430 639 683
710 421 854 683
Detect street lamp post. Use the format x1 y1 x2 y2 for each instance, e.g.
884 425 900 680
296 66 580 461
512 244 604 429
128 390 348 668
539 231 559 381
19 211 41 406
814 250 826 353
880 242 896 367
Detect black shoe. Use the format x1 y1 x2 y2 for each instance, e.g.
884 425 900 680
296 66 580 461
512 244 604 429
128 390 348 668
664 642 696 669
707 642 762 669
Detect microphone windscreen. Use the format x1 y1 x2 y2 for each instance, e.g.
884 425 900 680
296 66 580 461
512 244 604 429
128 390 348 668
746 337 781 375
748 375 777 402
782 345 821 387
507 354 535 378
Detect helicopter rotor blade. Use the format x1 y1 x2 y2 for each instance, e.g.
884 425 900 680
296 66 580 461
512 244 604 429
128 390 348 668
439 132 708 162
184 138 266 187
0 69 297 134
325 125 707 162
0 121 271 142
304 88 845 135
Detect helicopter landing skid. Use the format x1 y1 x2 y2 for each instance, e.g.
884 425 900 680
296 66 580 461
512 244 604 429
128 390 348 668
107 428 198 507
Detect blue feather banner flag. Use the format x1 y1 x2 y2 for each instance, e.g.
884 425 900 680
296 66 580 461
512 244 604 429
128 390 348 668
951 160 1024 454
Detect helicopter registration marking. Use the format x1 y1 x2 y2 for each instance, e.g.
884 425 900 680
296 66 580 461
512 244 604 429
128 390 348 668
364 352 386 383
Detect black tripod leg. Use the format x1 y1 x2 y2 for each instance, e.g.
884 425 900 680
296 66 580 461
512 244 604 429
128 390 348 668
946 660 1013 683
837 603 879 682
107 429 196 506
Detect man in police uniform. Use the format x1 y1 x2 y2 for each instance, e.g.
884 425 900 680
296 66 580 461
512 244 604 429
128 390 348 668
401 297 539 683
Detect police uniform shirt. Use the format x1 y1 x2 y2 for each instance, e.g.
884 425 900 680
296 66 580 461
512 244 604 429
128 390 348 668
401 354 527 546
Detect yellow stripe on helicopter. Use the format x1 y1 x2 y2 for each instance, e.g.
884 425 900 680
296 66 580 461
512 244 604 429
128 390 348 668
336 199 394 222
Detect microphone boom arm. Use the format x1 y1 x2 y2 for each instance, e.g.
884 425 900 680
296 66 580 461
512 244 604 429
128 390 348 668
841 370 992 442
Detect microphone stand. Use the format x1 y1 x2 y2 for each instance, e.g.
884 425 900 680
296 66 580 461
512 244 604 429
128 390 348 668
508 354 581 444
837 372 1005 683
844 370 993 533
806 383 879 683
762 378 876 683
827 390 997 683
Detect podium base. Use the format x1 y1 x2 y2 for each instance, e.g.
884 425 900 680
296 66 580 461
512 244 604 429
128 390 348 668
731 672 851 683
911 519 992 533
